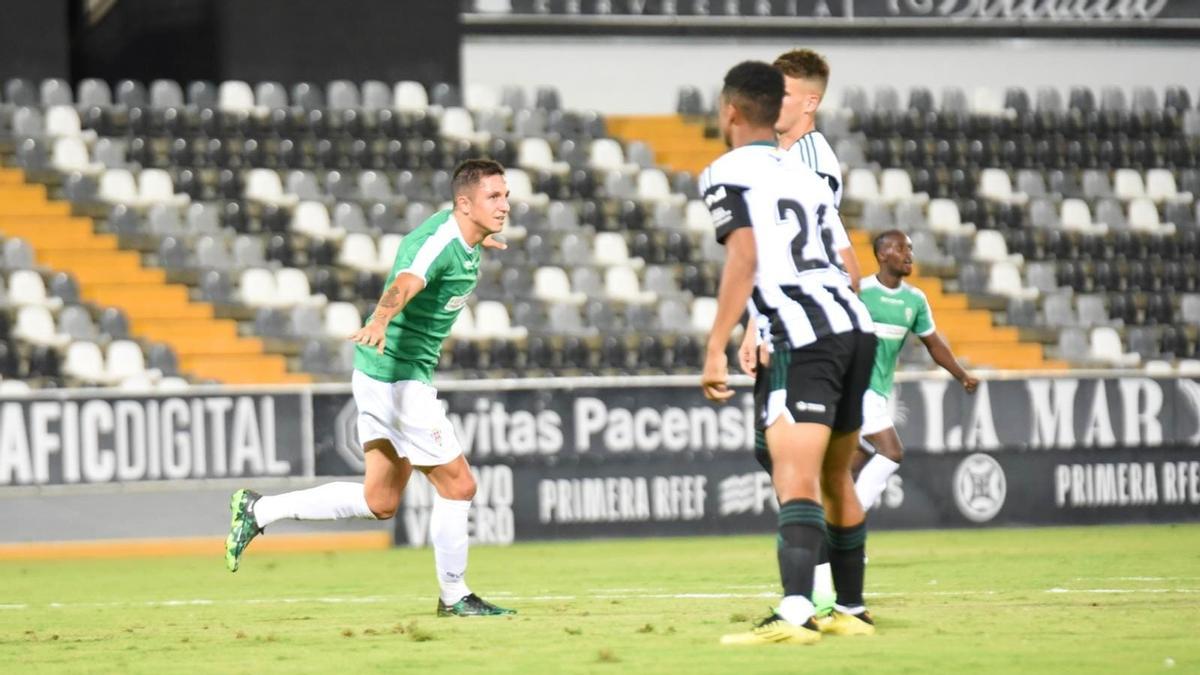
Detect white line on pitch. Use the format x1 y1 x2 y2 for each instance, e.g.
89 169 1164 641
1047 588 1200 594
8 587 1197 612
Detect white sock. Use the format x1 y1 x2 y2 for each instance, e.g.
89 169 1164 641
834 602 867 616
777 595 815 626
430 494 472 604
253 481 376 528
855 454 900 512
812 562 835 607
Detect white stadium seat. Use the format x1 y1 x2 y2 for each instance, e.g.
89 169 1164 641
1089 327 1140 367
1113 169 1146 201
534 266 585 305
473 301 527 339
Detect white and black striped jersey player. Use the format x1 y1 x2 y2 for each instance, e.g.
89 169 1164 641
783 129 842 208
700 141 876 439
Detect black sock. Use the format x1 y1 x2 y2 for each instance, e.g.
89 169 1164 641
826 521 867 608
777 499 826 599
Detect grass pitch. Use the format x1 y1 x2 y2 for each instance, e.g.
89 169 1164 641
3 524 1198 674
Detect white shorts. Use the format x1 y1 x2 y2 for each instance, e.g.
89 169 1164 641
352 370 462 467
860 389 894 437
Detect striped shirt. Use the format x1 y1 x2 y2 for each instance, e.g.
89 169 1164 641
700 143 873 350
784 130 843 207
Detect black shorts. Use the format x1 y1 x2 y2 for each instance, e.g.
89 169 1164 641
753 330 877 435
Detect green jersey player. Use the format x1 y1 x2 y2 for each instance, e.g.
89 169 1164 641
853 230 979 512
225 159 516 618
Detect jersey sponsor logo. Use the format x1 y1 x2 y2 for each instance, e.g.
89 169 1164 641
878 296 905 305
794 401 827 414
703 185 727 207
953 453 1006 523
444 294 470 311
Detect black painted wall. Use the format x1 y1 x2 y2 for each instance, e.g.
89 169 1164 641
1 0 459 88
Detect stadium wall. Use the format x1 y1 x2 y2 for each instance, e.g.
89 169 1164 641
461 36 1200 114
0 374 1197 551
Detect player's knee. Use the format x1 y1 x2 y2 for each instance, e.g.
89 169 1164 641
365 490 400 520
880 444 904 464
436 476 476 501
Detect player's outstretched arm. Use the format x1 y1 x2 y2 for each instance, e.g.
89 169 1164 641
349 272 425 354
919 332 979 393
703 228 757 402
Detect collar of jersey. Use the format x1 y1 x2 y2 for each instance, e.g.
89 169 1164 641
445 214 479 253
746 140 776 148
869 274 905 294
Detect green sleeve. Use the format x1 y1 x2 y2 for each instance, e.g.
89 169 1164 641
914 292 936 337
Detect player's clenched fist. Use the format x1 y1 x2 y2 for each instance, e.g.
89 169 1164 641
702 350 734 402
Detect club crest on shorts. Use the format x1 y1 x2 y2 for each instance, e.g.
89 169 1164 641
953 453 1006 523
431 428 443 447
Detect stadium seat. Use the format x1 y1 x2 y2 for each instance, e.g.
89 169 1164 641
13 305 70 348
440 107 486 143
605 266 656 305
1089 327 1140 366
138 169 189 207
1128 198 1175 235
1060 199 1107 234
245 169 299 207
1076 294 1112 328
928 199 975 235
978 168 1027 204
636 169 677 205
291 201 344 241
319 302 360 338
588 138 633 173
3 238 35 269
62 341 107 384
517 138 568 174
218 80 257 115
1113 169 1146 201
986 261 1037 300
336 232 379 273
105 339 150 384
689 297 717 334
505 168 549 207
7 271 61 310
474 301 527 340
1145 169 1188 203
880 168 924 205
971 87 1005 116
972 229 1020 264
51 137 102 175
845 168 881 203
534 266 585 305
1083 170 1114 200
394 81 429 113
98 169 139 205
44 105 87 141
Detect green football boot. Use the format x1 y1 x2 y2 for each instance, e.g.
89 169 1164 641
225 489 263 572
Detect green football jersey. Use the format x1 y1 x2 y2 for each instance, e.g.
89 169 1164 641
859 274 935 397
353 209 480 384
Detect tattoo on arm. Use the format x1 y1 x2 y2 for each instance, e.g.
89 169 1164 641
378 286 401 309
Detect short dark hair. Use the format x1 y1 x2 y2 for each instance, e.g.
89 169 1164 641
721 61 783 129
451 159 505 197
873 229 907 258
773 49 831 91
